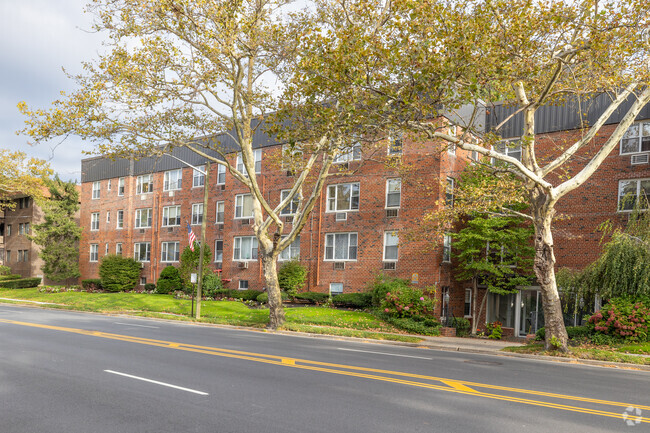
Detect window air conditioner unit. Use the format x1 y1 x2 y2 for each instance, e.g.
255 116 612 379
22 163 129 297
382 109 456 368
140 262 145 269
631 153 649 165
335 212 347 221
284 216 293 223
240 219 251 226
139 229 145 234
168 191 174 197
218 184 226 191
386 209 399 218
333 262 345 270
238 261 249 269
216 224 224 230
383 262 396 270
167 227 174 232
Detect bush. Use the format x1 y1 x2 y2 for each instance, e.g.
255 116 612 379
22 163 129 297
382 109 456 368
156 266 182 294
277 260 307 297
234 289 264 301
487 321 503 340
81 279 103 291
257 291 290 303
376 312 441 335
144 283 156 292
0 274 22 281
332 292 372 309
452 317 471 337
369 275 411 307
201 273 224 298
380 286 437 319
588 297 650 342
212 288 235 298
99 255 141 292
294 292 330 304
0 277 42 289
567 325 591 341
0 265 11 276
535 327 545 341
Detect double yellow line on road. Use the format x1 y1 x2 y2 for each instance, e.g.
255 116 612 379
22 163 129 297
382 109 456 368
2 318 648 424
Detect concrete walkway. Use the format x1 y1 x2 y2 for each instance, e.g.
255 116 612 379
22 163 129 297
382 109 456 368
417 335 524 353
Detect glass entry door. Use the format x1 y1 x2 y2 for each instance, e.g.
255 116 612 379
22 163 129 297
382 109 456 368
519 290 543 336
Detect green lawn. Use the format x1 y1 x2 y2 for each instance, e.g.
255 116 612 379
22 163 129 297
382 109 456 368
617 341 650 355
504 343 650 366
0 288 420 343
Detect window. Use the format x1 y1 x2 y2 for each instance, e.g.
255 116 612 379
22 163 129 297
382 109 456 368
117 210 124 229
327 183 360 212
329 282 343 295
334 142 361 163
105 244 109 256
21 223 29 235
17 197 30 209
163 169 182 191
618 178 650 211
18 223 23 235
325 233 358 261
6 225 11 236
621 121 650 154
386 179 401 208
193 165 205 187
445 177 455 208
17 250 24 262
106 211 110 224
92 181 100 199
216 164 226 185
236 149 262 176
135 208 153 228
136 174 153 194
442 234 452 263
383 232 399 262
214 240 224 263
162 205 181 226
239 280 249 290
91 213 100 231
116 243 123 256
5 250 10 264
233 236 258 261
447 126 457 155
134 242 151 262
140 277 147 286
191 203 203 225
280 190 300 216
235 194 254 219
389 131 403 155
215 201 225 224
107 179 112 191
495 139 522 161
281 144 303 171
118 177 125 196
90 244 99 262
464 288 473 317
161 241 180 262
279 236 300 261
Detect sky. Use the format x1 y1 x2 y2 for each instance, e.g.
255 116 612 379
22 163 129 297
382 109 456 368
0 0 105 182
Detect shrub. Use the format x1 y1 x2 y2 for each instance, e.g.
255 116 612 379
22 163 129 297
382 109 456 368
99 255 141 292
588 297 650 342
0 277 41 289
332 292 372 309
294 292 330 304
81 279 103 291
144 283 156 292
212 288 235 298
233 289 264 301
535 327 545 341
567 325 591 341
0 274 22 281
380 286 437 319
257 291 290 303
0 265 11 275
277 260 307 297
452 317 471 337
487 321 503 340
156 266 182 294
369 275 411 307
376 312 441 335
201 273 224 298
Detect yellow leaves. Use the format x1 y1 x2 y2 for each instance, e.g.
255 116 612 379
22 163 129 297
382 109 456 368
0 149 51 203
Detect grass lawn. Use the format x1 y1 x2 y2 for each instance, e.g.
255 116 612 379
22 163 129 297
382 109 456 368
0 288 421 343
504 343 650 366
617 341 650 355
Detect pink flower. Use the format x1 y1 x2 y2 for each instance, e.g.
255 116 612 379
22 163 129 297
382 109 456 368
384 308 389 312
420 297 425 301
405 306 410 311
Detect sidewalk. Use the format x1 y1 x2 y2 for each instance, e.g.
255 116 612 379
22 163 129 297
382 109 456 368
416 335 524 353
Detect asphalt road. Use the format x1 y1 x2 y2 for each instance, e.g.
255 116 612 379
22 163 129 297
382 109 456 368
0 304 648 433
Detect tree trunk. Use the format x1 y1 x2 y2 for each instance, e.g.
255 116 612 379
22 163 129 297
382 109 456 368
261 254 285 330
531 191 569 352
472 285 487 336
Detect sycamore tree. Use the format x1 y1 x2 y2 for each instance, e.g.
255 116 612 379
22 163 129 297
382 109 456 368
0 149 51 205
290 0 650 350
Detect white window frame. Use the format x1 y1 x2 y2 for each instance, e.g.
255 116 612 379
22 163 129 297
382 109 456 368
92 181 100 199
443 234 452 263
618 178 650 212
324 232 358 261
329 282 344 295
214 239 224 263
233 236 259 261
90 212 100 231
116 243 123 256
464 288 473 318
278 236 300 261
494 139 522 162
191 203 203 225
239 280 249 290
388 131 403 155
215 201 225 224
236 149 262 176
118 177 125 196
280 190 299 216
383 231 399 262
620 120 650 155
136 174 154 194
163 169 183 191
105 243 109 256
326 182 360 212
106 211 110 224
385 178 401 209
107 179 112 191
89 244 99 262
216 164 226 185
334 142 361 163
234 194 254 219
161 241 180 262
446 177 455 208
447 127 457 155
134 242 151 262
162 205 182 227
193 165 206 188
116 210 124 229
135 208 153 229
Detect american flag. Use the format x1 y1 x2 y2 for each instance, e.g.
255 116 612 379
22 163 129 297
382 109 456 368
187 223 196 251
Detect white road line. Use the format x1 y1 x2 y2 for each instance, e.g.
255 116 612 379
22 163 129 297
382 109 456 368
104 370 209 395
113 322 159 329
337 347 433 360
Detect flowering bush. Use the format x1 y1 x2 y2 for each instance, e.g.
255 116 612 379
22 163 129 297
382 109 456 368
380 286 437 319
588 297 650 342
486 321 503 340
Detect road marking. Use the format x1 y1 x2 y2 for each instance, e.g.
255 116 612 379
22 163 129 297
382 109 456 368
104 370 208 395
114 322 159 329
337 347 433 360
2 318 649 424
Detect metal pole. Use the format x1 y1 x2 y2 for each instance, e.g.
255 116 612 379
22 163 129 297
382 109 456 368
196 162 210 319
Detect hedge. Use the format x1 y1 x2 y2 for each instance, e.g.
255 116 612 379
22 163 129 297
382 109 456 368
81 279 103 291
294 292 330 303
0 274 22 281
331 292 372 309
0 277 42 289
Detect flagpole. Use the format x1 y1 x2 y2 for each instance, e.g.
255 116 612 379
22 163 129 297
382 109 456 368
195 161 210 319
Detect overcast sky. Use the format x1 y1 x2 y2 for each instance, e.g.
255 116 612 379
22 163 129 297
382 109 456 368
0 0 105 182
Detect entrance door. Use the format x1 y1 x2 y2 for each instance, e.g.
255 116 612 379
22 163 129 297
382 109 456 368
519 290 542 336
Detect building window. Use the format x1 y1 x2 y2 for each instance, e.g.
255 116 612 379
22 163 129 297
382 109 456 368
18 197 30 209
90 244 99 262
140 277 147 286
280 190 300 216
135 208 153 228
116 243 123 256
105 243 109 256
19 223 29 235
383 232 399 262
325 233 358 261
464 288 472 317
329 282 344 295
234 194 254 219
443 234 452 263
163 169 183 191
17 250 24 262
91 213 100 231
191 203 203 225
117 210 124 229
5 250 10 264
495 139 522 162
446 177 455 208
107 179 112 191
279 236 300 261
214 240 224 263
334 142 361 163
327 183 360 212
215 201 225 224
216 164 226 185
236 149 262 176
118 177 126 196
193 165 205 188
621 121 650 154
386 178 401 208
233 236 258 261
389 131 403 155
136 174 154 194
92 181 101 199
134 242 151 262
106 211 110 224
6 225 11 236
162 205 181 227
239 280 249 290
161 241 180 262
618 178 650 211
